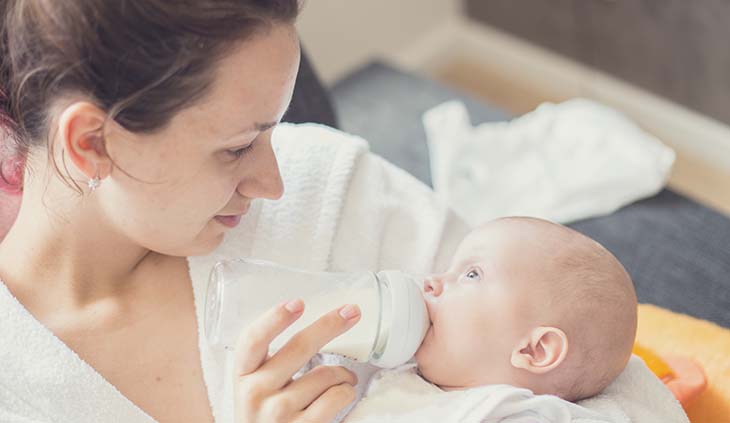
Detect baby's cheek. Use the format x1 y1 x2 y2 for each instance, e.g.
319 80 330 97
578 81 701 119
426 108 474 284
414 344 449 384
414 331 435 365
415 331 448 373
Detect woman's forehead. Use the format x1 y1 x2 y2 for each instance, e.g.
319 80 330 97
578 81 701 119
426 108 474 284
181 25 300 140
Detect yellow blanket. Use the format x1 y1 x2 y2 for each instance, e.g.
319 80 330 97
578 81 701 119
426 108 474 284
637 304 730 423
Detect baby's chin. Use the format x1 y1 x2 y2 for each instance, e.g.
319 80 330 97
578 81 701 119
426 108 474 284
414 324 434 362
414 355 466 390
414 329 504 390
413 327 447 384
414 324 477 388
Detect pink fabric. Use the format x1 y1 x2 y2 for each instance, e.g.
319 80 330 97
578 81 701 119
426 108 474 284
0 139 22 241
1 83 22 239
0 190 20 241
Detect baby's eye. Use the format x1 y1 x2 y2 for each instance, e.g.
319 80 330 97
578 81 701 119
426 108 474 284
465 269 481 280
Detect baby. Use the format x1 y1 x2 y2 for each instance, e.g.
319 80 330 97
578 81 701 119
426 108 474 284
345 216 637 422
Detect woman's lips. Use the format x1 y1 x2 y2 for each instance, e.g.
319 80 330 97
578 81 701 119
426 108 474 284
214 214 242 228
215 203 251 228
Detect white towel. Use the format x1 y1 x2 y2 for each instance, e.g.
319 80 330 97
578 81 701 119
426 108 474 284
423 99 676 225
344 357 687 423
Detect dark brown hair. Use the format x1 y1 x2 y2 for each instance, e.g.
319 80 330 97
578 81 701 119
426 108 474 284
0 0 300 193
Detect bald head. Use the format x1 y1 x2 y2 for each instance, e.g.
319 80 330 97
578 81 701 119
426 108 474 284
416 217 637 401
479 217 638 400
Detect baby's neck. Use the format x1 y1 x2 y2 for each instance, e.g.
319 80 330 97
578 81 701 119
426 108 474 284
418 366 543 394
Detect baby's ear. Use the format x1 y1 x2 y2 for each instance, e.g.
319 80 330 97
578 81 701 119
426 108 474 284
510 326 568 374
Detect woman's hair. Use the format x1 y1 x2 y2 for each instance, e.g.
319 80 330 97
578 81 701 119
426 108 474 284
0 0 300 194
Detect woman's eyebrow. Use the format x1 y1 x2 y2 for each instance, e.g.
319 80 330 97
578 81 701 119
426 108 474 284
225 121 278 140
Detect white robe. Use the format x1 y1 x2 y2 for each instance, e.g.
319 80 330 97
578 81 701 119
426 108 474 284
0 123 686 422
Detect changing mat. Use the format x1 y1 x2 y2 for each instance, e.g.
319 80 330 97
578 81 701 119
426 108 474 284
423 99 675 225
636 304 730 423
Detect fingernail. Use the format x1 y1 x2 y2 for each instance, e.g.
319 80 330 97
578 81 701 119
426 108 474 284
284 299 304 314
339 304 360 320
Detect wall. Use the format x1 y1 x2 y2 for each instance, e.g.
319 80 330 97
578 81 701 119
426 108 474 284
465 0 730 126
296 0 462 84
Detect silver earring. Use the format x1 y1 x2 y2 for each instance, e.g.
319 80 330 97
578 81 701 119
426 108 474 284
88 172 101 192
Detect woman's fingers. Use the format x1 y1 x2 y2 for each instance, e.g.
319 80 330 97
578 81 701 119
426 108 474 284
260 304 361 388
233 302 362 422
298 382 357 423
280 365 358 411
234 299 305 377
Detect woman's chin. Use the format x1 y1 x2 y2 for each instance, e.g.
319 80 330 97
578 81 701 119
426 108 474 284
199 232 226 255
178 230 226 257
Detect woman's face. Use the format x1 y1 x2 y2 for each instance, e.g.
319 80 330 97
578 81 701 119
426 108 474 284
96 24 300 257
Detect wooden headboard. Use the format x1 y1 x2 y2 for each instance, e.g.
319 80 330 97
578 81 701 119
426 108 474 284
465 0 730 126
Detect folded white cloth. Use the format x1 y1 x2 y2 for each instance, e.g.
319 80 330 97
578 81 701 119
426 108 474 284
423 99 676 225
344 357 687 423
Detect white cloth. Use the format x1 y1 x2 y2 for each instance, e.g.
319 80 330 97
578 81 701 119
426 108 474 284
344 357 688 423
423 99 676 225
0 124 687 423
344 364 611 423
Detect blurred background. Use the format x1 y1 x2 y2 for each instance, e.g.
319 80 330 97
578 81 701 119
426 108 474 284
296 0 730 214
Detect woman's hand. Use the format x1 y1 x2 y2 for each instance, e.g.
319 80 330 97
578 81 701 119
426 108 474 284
233 299 362 423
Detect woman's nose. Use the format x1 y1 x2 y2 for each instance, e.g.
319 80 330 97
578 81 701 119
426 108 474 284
423 276 444 297
238 137 284 201
256 156 284 200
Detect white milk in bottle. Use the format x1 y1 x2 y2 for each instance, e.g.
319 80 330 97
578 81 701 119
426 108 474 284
204 259 429 368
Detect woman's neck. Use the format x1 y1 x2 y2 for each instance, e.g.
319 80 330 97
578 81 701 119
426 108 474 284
0 191 155 311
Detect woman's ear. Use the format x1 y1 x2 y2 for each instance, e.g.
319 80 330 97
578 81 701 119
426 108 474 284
510 326 569 374
57 101 113 180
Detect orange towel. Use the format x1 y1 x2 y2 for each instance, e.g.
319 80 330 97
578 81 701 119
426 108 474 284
636 304 730 423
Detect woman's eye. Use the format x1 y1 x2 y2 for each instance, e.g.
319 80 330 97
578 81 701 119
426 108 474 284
465 269 481 280
226 144 254 159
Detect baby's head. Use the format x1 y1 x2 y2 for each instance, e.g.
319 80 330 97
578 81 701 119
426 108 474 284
415 217 637 401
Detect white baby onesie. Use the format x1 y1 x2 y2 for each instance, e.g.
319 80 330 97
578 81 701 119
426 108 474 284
343 364 618 423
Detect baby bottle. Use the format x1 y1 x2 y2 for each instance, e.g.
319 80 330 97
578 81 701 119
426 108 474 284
204 258 429 368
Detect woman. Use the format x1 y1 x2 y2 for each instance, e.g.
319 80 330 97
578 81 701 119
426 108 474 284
0 1 466 421
0 1 685 423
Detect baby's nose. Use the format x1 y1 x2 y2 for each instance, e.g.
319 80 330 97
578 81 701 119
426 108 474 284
423 277 444 296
